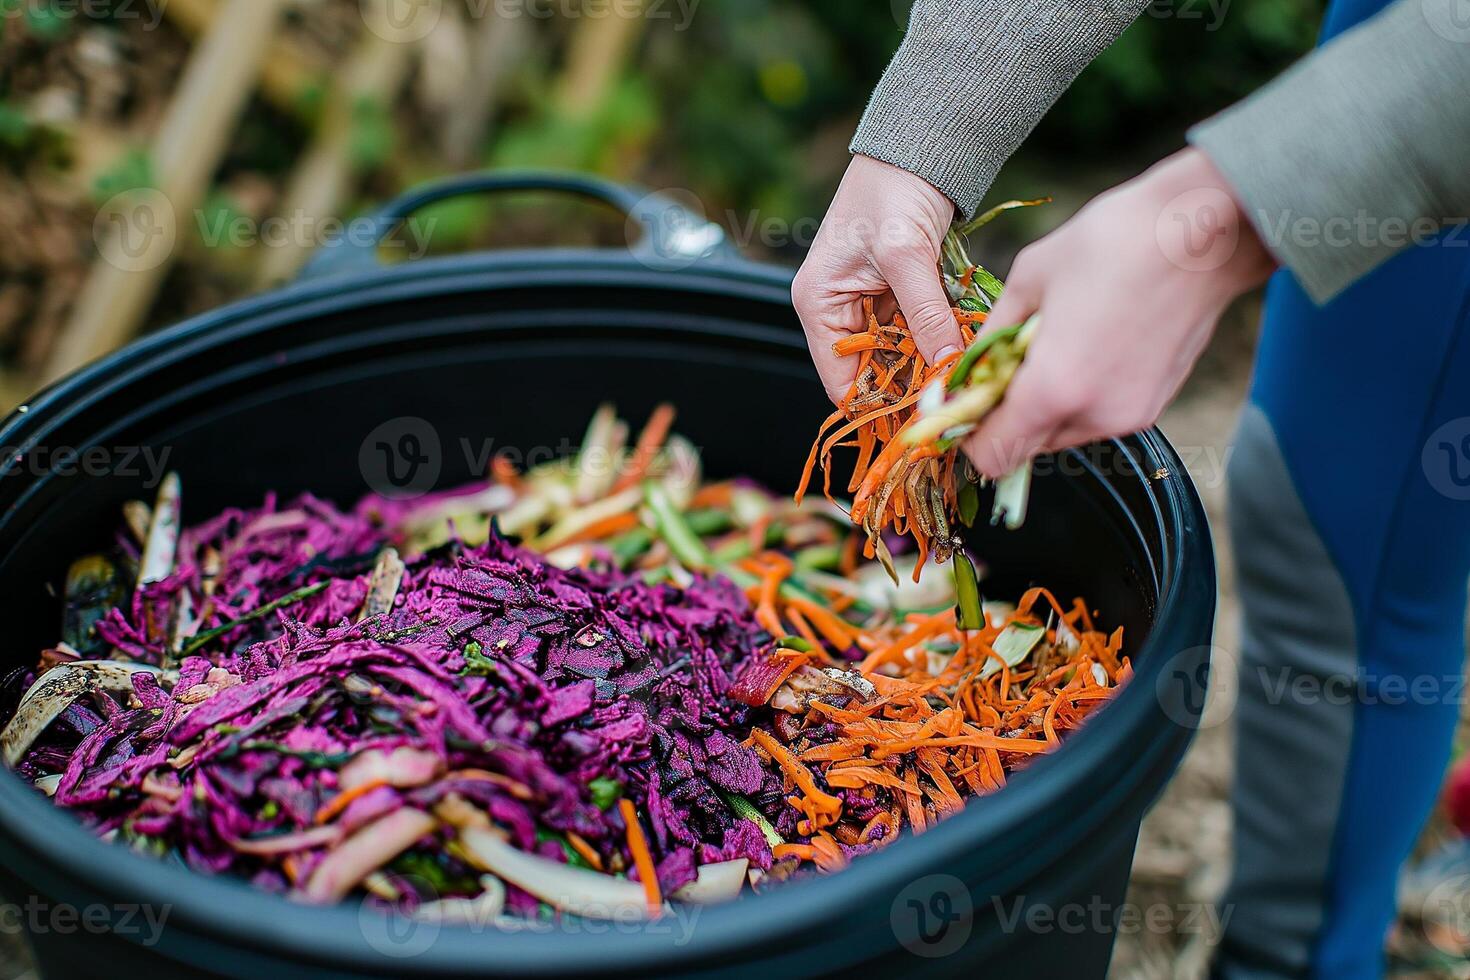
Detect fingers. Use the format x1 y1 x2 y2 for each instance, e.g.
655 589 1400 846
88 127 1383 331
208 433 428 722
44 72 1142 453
961 249 1050 477
982 245 1043 333
792 263 866 405
879 250 964 367
962 376 1057 479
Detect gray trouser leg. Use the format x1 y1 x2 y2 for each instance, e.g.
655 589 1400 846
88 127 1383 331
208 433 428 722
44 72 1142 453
1216 405 1360 979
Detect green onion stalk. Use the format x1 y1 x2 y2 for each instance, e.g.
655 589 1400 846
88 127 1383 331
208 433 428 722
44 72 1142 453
924 198 1053 608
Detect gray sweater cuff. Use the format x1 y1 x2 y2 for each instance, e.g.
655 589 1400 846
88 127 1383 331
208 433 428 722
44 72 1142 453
1189 0 1470 304
852 0 1150 217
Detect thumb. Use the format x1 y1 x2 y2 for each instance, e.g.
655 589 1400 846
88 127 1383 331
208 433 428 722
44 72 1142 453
880 251 964 367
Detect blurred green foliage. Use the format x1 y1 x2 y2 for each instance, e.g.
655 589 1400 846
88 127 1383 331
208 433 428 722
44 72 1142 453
1051 0 1325 147
640 0 1324 229
0 0 1326 276
7 0 72 41
362 0 1325 260
91 148 154 203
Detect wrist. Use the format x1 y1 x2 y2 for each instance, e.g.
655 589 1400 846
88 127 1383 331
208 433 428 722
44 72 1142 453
851 154 959 227
1145 147 1276 298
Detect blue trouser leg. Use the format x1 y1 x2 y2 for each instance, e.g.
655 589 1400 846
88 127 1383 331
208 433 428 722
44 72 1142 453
1218 25 1470 969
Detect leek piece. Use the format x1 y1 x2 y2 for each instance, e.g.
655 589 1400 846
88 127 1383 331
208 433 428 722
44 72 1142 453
978 622 1046 680
952 552 985 631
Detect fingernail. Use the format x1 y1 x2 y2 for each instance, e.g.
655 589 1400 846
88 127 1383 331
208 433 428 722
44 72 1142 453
936 345 962 363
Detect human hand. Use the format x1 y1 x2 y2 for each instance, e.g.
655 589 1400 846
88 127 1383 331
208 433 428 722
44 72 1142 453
793 155 964 404
964 147 1276 477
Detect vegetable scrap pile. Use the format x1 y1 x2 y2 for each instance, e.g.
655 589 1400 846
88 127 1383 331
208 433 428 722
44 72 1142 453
798 197 1050 586
4 399 1126 924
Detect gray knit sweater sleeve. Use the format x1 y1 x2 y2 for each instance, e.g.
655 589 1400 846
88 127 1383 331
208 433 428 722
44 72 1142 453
851 0 1152 217
1188 0 1470 303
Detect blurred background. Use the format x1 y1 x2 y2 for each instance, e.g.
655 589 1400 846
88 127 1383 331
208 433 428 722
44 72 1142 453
2 0 1468 977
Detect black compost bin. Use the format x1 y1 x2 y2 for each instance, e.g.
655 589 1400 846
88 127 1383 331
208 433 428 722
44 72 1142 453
0 173 1216 979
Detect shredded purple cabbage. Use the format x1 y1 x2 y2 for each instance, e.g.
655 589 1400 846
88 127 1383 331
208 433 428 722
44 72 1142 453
20 491 780 902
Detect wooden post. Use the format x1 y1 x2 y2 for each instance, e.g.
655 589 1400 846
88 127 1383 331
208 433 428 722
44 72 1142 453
440 8 535 167
43 0 287 384
161 0 324 120
252 27 414 287
552 0 648 117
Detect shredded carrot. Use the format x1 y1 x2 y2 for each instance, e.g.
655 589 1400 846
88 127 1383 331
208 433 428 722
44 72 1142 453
825 766 922 794
773 843 815 863
490 455 523 491
314 778 390 825
782 595 856 650
752 554 792 637
810 832 848 871
689 481 734 509
442 768 534 800
799 741 866 764
750 729 842 816
612 403 676 493
468 400 1133 874
748 513 774 555
784 604 825 654
796 293 1001 575
559 511 641 547
618 798 662 917
566 830 604 871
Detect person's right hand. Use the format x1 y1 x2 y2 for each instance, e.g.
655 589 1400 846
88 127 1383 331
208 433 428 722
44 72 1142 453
962 148 1274 478
793 155 965 405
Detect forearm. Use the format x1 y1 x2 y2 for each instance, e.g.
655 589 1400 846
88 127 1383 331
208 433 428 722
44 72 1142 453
1189 0 1470 303
851 0 1151 217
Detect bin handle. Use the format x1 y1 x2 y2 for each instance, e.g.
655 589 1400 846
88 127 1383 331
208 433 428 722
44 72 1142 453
298 170 734 281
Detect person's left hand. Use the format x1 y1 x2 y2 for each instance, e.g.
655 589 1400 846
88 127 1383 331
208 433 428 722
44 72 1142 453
963 147 1277 477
